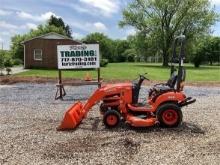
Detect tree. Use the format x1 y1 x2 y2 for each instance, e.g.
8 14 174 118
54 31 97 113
0 50 5 75
83 33 114 62
11 24 67 60
192 36 220 67
122 48 137 62
205 37 220 65
113 40 130 62
11 35 26 60
48 15 72 38
119 0 219 66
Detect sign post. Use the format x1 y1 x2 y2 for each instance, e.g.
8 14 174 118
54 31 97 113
55 44 101 100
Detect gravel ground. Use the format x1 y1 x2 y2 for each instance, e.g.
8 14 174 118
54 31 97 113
0 83 219 165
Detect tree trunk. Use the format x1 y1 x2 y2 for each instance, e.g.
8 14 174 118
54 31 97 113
162 51 169 66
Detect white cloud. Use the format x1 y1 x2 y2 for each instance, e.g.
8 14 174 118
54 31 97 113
16 11 57 22
0 36 3 42
93 22 107 31
42 0 121 17
0 21 38 31
0 21 18 29
70 4 91 14
0 9 12 16
0 31 11 36
72 32 84 39
79 0 120 16
126 28 136 36
16 11 33 20
70 21 108 32
25 23 38 30
210 0 220 5
40 12 57 21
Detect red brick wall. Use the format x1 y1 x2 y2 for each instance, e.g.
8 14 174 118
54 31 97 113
24 39 81 69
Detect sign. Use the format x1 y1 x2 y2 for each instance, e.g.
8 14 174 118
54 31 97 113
57 44 100 69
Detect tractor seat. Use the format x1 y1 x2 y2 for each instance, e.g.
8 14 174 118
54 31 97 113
166 74 178 88
152 73 177 92
154 84 173 92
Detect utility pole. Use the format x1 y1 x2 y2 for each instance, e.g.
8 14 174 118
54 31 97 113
1 42 3 50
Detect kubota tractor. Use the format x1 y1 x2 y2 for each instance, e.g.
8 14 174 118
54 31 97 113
57 35 196 130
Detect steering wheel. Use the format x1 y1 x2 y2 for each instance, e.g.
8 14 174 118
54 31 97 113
139 73 150 81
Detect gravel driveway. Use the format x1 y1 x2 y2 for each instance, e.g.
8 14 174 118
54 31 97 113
0 83 219 165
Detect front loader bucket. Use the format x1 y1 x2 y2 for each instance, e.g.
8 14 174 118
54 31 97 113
57 102 84 131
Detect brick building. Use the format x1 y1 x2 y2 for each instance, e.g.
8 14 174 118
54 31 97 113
22 32 81 69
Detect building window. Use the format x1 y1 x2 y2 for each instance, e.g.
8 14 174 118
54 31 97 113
34 49 42 61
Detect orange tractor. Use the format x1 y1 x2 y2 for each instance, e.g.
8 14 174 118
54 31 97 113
57 35 196 130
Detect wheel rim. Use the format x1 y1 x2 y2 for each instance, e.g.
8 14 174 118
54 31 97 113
106 115 118 126
162 109 178 125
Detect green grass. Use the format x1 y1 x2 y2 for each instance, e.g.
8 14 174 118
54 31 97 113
16 63 220 82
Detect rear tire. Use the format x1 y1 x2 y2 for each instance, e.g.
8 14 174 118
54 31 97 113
156 103 182 127
103 110 121 128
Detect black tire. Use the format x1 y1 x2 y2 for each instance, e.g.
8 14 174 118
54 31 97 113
100 103 108 114
103 110 121 128
156 103 182 127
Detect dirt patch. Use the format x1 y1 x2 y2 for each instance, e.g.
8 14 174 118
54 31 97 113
0 76 58 85
43 137 98 159
43 135 141 162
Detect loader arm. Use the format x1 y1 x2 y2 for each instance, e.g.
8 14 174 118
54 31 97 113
82 88 109 115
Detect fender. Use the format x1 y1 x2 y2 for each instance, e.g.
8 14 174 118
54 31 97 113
149 91 186 112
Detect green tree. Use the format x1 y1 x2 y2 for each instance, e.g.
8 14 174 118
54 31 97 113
0 50 5 75
122 48 137 62
113 40 130 62
126 33 157 62
83 33 114 62
192 36 220 67
11 35 26 60
11 24 67 60
205 37 220 65
48 15 72 38
119 0 219 66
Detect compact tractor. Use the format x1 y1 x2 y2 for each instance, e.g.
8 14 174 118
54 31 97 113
57 35 196 130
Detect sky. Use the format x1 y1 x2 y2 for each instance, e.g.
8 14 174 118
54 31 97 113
0 0 220 50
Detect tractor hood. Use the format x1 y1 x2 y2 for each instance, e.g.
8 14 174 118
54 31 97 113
100 82 133 103
101 83 132 91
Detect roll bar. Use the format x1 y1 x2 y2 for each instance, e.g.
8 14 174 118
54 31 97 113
170 35 186 91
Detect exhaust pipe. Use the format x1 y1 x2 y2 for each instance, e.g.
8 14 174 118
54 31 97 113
179 97 196 107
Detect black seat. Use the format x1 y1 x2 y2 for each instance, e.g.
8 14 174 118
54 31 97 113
153 71 177 91
166 74 177 88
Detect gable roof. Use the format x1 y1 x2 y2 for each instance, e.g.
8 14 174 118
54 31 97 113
21 32 82 44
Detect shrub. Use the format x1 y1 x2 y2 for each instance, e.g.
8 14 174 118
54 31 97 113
100 59 109 67
127 55 135 62
4 58 13 67
192 53 203 68
0 50 5 75
13 58 23 65
6 68 12 75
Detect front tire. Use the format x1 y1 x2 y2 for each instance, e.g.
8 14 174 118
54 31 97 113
156 103 182 127
103 110 121 128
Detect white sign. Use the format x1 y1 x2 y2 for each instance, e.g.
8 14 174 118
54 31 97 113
57 44 100 69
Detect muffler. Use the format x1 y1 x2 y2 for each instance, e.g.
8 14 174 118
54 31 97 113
179 97 196 107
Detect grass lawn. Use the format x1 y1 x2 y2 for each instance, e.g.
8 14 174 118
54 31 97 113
15 63 220 82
